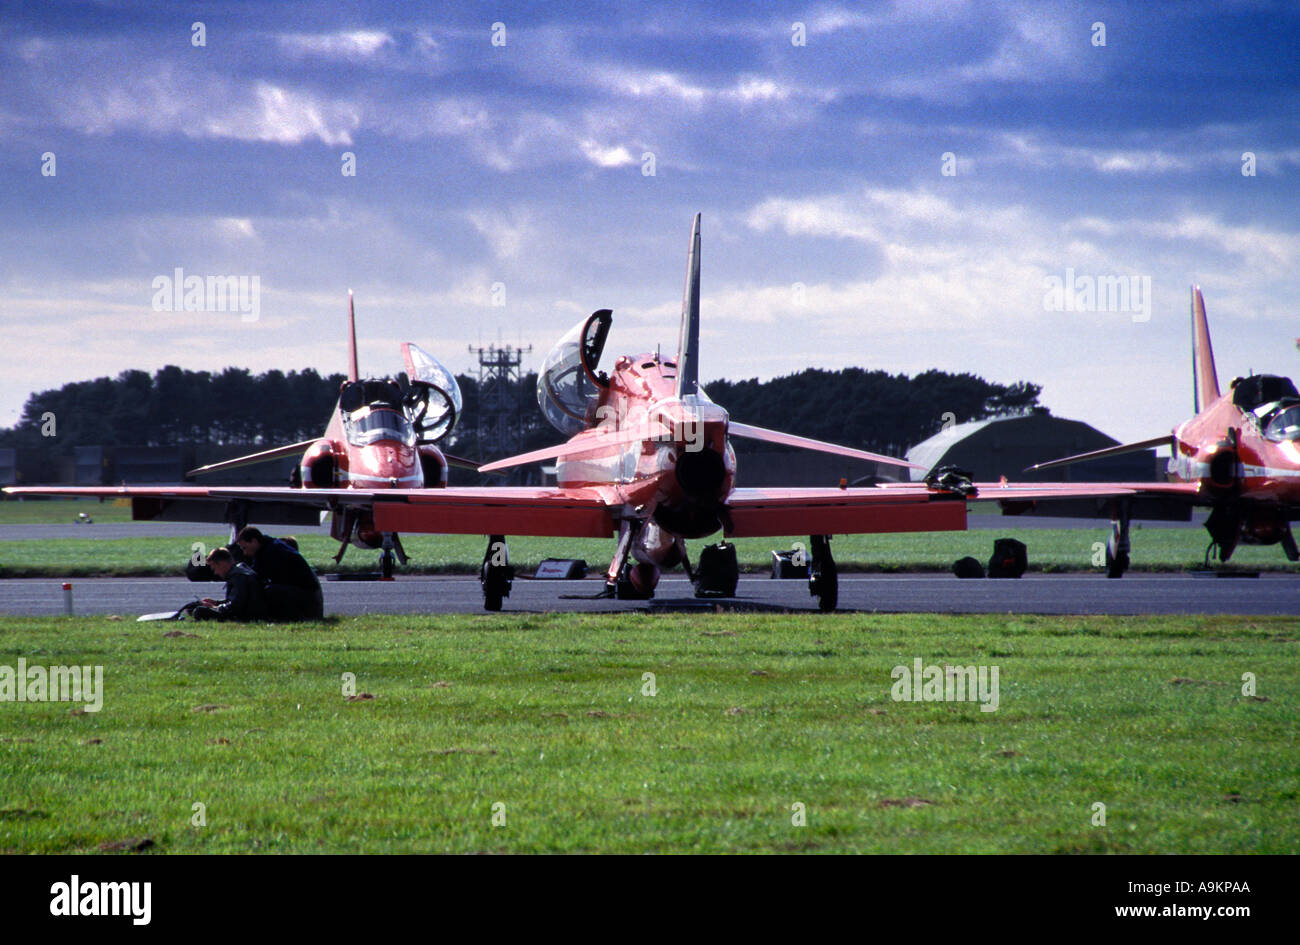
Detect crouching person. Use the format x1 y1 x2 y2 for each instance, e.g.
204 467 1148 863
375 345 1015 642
236 526 324 621
192 547 269 622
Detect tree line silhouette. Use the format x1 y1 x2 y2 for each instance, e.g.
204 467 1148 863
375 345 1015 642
0 364 1044 465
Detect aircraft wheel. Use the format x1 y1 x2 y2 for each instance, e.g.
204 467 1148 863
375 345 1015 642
615 577 654 600
381 551 394 581
1105 542 1128 579
481 565 510 611
809 535 838 612
812 570 838 612
480 535 513 611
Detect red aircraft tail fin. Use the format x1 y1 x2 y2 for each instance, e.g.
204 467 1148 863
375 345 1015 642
347 290 360 383
675 213 702 398
1191 285 1220 413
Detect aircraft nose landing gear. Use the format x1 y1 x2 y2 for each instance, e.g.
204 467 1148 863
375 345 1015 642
380 533 408 581
809 534 838 612
480 534 513 611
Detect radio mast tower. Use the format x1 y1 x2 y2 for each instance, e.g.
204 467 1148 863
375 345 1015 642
469 343 532 464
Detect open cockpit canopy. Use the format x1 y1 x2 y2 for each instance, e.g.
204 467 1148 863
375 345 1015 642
1232 374 1298 411
536 310 612 436
1234 374 1300 442
401 343 463 443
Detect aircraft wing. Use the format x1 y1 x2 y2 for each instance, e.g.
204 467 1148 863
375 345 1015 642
961 480 1203 519
728 422 925 470
721 480 1204 538
4 478 1204 542
368 486 615 537
723 485 967 537
1024 435 1176 474
3 484 372 528
3 484 617 538
961 481 1200 501
186 440 319 478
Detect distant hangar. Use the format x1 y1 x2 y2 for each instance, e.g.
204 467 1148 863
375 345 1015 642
906 413 1160 483
727 413 1161 488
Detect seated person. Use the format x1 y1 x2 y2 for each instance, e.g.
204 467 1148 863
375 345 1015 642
235 526 324 621
192 547 269 622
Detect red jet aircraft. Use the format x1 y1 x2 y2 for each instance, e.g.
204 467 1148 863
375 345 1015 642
1025 286 1300 575
6 293 471 578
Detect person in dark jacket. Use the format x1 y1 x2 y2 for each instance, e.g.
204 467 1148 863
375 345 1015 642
192 547 269 622
236 526 324 620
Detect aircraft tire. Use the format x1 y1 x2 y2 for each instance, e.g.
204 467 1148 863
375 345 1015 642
813 572 838 612
1105 543 1128 579
809 535 838 612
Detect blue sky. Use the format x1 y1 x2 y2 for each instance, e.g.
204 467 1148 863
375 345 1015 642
2 0 1298 444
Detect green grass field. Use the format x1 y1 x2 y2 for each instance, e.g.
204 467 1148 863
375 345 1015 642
0 527 1294 578
0 498 137 525
1 613 1296 853
4 496 1296 577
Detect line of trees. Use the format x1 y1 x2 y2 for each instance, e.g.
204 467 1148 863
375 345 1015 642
705 368 1045 457
0 364 1044 465
1 367 346 451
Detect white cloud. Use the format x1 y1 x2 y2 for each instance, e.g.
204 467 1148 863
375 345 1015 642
466 210 534 260
276 30 393 59
198 82 361 146
1075 214 1299 272
579 140 635 167
877 3 1101 103
216 218 260 242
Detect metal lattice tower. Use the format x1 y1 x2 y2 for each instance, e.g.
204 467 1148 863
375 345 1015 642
469 343 532 460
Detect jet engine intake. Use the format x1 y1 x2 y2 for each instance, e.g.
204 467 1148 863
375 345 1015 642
674 447 726 498
301 440 337 488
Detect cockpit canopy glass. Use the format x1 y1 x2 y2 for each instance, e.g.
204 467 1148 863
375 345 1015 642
343 406 416 447
537 319 602 436
1262 403 1300 442
402 344 463 442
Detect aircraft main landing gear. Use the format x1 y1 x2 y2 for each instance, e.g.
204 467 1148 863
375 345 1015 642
1282 522 1300 562
1203 505 1240 566
809 534 838 612
481 534 513 611
1106 499 1131 579
599 520 654 599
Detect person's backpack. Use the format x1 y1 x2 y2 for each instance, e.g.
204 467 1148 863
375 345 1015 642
987 538 1028 578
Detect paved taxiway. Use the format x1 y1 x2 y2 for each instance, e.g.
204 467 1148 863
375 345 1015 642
0 572 1295 618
